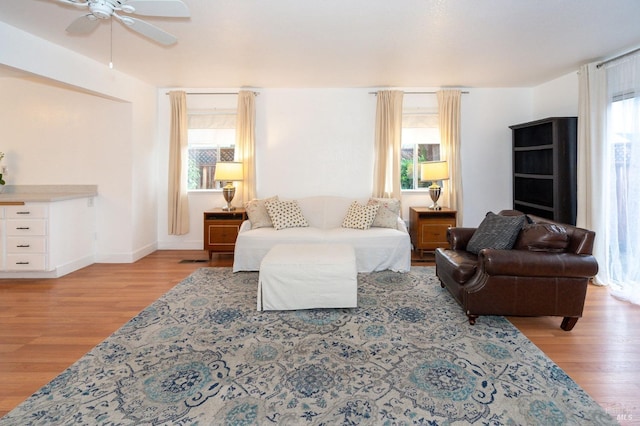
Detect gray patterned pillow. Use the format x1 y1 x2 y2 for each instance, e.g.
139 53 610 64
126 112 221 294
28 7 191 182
467 212 526 254
265 199 309 230
368 198 401 228
342 201 380 230
245 196 278 229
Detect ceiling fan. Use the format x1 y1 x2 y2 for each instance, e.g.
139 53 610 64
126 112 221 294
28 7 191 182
51 0 190 45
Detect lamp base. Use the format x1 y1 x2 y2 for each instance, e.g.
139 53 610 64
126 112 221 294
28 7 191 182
428 184 442 210
222 183 236 211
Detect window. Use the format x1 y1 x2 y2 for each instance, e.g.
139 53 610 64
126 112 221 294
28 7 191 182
401 111 441 189
187 111 236 190
608 92 638 255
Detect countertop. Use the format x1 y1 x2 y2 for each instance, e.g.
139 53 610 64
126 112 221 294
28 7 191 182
0 185 98 203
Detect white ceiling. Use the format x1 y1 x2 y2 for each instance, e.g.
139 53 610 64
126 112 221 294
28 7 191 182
1 0 640 89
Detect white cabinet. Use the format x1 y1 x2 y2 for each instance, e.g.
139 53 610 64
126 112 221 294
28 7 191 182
5 204 48 271
0 198 95 278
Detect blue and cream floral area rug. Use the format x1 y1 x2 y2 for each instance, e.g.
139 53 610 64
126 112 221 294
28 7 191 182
1 267 616 425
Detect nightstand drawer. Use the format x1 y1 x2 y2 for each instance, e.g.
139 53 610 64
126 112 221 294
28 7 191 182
207 224 241 245
7 237 47 253
6 254 46 271
419 224 451 249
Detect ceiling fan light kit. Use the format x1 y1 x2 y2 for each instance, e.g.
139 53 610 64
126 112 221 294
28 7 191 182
53 0 190 46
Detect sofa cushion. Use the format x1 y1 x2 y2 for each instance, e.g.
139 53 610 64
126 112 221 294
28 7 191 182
368 198 401 228
245 196 278 229
265 199 309 230
342 201 379 230
514 223 569 252
467 212 526 254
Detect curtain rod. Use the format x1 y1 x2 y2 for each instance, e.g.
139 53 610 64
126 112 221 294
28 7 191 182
368 91 470 95
164 91 259 95
597 46 640 68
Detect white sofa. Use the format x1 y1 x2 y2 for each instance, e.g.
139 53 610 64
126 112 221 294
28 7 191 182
233 196 412 273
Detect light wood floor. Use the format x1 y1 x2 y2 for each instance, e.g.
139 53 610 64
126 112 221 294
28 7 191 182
1 250 639 423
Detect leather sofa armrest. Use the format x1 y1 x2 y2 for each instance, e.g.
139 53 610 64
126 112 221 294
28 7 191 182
479 248 599 278
448 227 477 250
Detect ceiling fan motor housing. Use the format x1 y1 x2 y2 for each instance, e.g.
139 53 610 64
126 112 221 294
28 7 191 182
89 0 115 19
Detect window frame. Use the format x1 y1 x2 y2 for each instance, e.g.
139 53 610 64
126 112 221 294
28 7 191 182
186 109 237 192
400 109 441 191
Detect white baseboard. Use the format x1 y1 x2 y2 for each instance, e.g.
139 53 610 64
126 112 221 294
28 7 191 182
95 242 158 263
54 255 95 277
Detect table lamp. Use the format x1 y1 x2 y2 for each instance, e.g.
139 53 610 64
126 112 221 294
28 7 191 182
214 161 243 211
420 160 449 210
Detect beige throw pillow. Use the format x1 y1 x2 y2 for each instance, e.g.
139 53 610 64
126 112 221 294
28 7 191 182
368 198 401 228
245 196 279 229
265 199 309 230
342 201 380 230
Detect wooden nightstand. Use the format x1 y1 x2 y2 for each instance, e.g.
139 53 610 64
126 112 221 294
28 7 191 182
203 208 247 259
409 207 457 257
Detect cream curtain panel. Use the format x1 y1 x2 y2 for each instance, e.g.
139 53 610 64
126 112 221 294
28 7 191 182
373 90 404 199
168 91 190 235
235 91 256 203
437 89 462 224
577 63 607 285
579 55 640 304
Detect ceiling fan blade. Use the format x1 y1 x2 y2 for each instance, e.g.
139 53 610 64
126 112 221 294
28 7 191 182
123 0 190 17
66 14 100 34
52 0 89 7
117 16 178 45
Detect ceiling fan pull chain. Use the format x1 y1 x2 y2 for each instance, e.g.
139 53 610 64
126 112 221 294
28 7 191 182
109 19 113 69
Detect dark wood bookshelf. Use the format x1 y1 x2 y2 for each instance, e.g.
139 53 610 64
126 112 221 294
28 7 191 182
510 117 577 225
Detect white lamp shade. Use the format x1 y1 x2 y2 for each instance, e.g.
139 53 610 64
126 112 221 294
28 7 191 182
420 161 449 182
214 162 243 181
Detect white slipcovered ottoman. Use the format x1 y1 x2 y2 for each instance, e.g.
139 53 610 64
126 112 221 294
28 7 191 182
257 244 357 311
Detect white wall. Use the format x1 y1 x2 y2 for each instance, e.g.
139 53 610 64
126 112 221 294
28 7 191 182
456 88 533 225
0 22 158 263
256 89 377 199
532 71 579 118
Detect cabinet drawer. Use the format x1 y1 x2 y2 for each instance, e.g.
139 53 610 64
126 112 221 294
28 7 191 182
6 254 46 271
7 237 47 253
5 205 48 219
6 220 47 236
207 224 240 245
419 223 454 249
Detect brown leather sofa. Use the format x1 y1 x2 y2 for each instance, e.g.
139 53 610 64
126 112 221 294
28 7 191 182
435 211 598 331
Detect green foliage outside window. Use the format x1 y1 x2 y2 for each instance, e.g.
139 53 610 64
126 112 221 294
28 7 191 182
401 145 432 189
401 158 414 189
